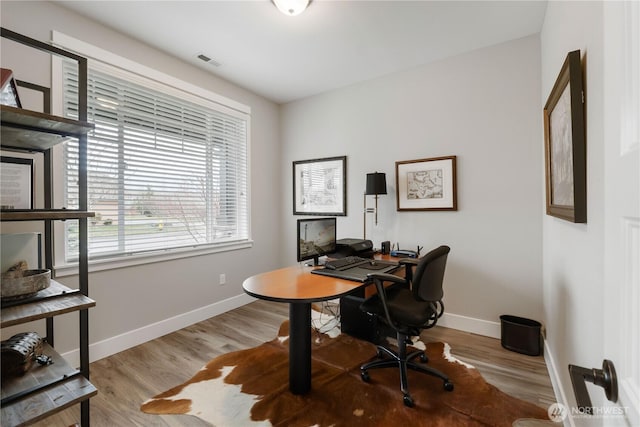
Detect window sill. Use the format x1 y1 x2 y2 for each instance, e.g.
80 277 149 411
54 240 253 277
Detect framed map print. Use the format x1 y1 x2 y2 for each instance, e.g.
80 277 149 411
396 156 457 211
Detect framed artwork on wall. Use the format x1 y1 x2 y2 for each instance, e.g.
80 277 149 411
543 50 586 223
1 156 34 210
293 155 346 216
396 155 457 211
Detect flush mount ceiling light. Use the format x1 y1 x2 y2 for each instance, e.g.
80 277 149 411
272 0 311 16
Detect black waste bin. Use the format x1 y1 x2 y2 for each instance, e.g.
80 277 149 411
500 315 542 356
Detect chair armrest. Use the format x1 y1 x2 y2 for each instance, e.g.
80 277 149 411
366 272 406 284
399 257 418 283
398 257 419 266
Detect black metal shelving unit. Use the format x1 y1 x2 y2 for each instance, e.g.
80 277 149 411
1 28 95 426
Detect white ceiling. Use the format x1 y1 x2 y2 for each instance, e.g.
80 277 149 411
54 1 548 104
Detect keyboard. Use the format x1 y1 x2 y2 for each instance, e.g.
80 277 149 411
312 258 399 282
324 256 368 271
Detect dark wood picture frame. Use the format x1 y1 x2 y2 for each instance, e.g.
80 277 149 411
293 155 347 216
543 50 586 223
396 155 457 211
1 156 34 210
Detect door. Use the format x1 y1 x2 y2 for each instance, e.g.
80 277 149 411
603 1 639 425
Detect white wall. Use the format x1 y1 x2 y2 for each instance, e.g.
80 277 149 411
280 35 543 336
540 0 607 415
1 1 282 360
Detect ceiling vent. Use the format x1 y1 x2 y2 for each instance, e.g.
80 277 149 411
196 53 221 67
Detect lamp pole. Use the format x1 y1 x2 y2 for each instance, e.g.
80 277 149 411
363 193 378 240
363 193 367 239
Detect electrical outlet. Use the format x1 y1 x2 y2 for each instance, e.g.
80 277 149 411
219 273 226 285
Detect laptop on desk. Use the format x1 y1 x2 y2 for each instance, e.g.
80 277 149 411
311 260 399 282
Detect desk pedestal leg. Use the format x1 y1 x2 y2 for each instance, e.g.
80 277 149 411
289 302 311 395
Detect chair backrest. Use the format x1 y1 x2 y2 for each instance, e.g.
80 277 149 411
411 245 450 302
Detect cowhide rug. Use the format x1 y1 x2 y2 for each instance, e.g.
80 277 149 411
141 316 549 426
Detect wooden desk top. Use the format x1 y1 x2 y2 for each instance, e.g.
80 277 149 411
243 255 402 303
242 264 366 303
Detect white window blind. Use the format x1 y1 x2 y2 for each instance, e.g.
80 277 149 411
62 61 249 261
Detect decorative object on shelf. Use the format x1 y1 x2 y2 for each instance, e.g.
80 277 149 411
0 156 33 210
0 68 22 108
293 155 346 216
273 0 311 16
0 232 42 275
363 172 387 239
395 156 457 211
543 50 586 223
1 261 51 301
1 332 52 378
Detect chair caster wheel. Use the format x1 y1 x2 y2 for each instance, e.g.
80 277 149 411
443 381 454 392
403 394 414 407
419 353 428 363
361 371 370 382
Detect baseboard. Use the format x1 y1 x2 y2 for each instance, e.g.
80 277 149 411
544 340 574 427
61 293 255 367
438 312 501 339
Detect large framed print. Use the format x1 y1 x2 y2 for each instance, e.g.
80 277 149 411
543 50 586 223
1 156 34 210
293 156 346 216
396 156 457 211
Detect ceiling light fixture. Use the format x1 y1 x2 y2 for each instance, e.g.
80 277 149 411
272 0 310 16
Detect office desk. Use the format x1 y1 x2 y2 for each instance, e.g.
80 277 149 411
242 263 369 395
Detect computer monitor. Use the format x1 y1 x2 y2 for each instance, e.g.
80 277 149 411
297 217 337 265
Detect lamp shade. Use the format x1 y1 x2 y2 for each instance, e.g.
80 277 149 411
365 172 387 195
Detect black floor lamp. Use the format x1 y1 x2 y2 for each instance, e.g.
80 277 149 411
364 172 387 240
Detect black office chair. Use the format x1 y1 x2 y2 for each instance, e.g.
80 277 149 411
359 245 454 407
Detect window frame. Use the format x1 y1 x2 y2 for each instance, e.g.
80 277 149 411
50 32 252 276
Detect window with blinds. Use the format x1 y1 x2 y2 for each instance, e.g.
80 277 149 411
62 62 249 261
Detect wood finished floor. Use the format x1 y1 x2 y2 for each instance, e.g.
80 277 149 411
33 300 555 426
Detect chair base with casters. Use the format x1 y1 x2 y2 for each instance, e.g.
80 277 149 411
359 245 454 407
360 330 454 407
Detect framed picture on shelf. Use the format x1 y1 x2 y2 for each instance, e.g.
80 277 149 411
396 155 457 211
1 156 34 210
293 156 346 216
1 68 22 108
543 50 586 223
